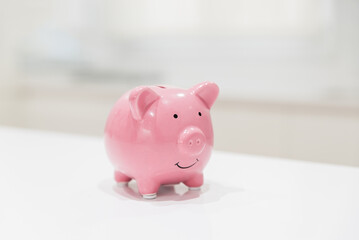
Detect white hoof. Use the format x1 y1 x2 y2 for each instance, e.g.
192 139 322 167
142 193 157 199
116 182 128 187
188 187 201 191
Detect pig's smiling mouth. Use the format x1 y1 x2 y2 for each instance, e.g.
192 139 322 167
175 159 199 169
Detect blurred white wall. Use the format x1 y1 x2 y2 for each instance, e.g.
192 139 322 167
0 0 358 166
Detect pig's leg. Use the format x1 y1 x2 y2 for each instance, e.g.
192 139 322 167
114 171 131 186
183 173 203 190
136 179 160 199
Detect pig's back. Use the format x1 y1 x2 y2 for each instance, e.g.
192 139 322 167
104 92 139 168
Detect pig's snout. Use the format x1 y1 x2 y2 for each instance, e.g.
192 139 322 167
178 127 206 155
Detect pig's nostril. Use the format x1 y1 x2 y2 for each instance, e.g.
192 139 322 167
196 139 201 145
188 140 193 146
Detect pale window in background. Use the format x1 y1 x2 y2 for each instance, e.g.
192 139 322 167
105 0 333 37
16 0 359 103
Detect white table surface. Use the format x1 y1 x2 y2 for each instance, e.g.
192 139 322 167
0 126 358 240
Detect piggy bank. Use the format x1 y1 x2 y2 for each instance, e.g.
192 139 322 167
105 82 219 199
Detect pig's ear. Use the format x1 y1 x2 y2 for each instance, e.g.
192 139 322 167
191 82 219 109
129 87 159 120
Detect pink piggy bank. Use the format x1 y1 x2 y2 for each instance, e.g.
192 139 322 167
105 82 219 199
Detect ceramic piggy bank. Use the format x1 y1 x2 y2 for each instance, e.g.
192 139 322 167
104 82 219 199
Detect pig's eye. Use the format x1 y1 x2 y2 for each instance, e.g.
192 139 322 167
198 112 202 116
173 114 178 119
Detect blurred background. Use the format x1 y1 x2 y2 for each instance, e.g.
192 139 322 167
0 0 358 166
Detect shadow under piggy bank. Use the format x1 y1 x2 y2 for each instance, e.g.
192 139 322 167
98 178 242 205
